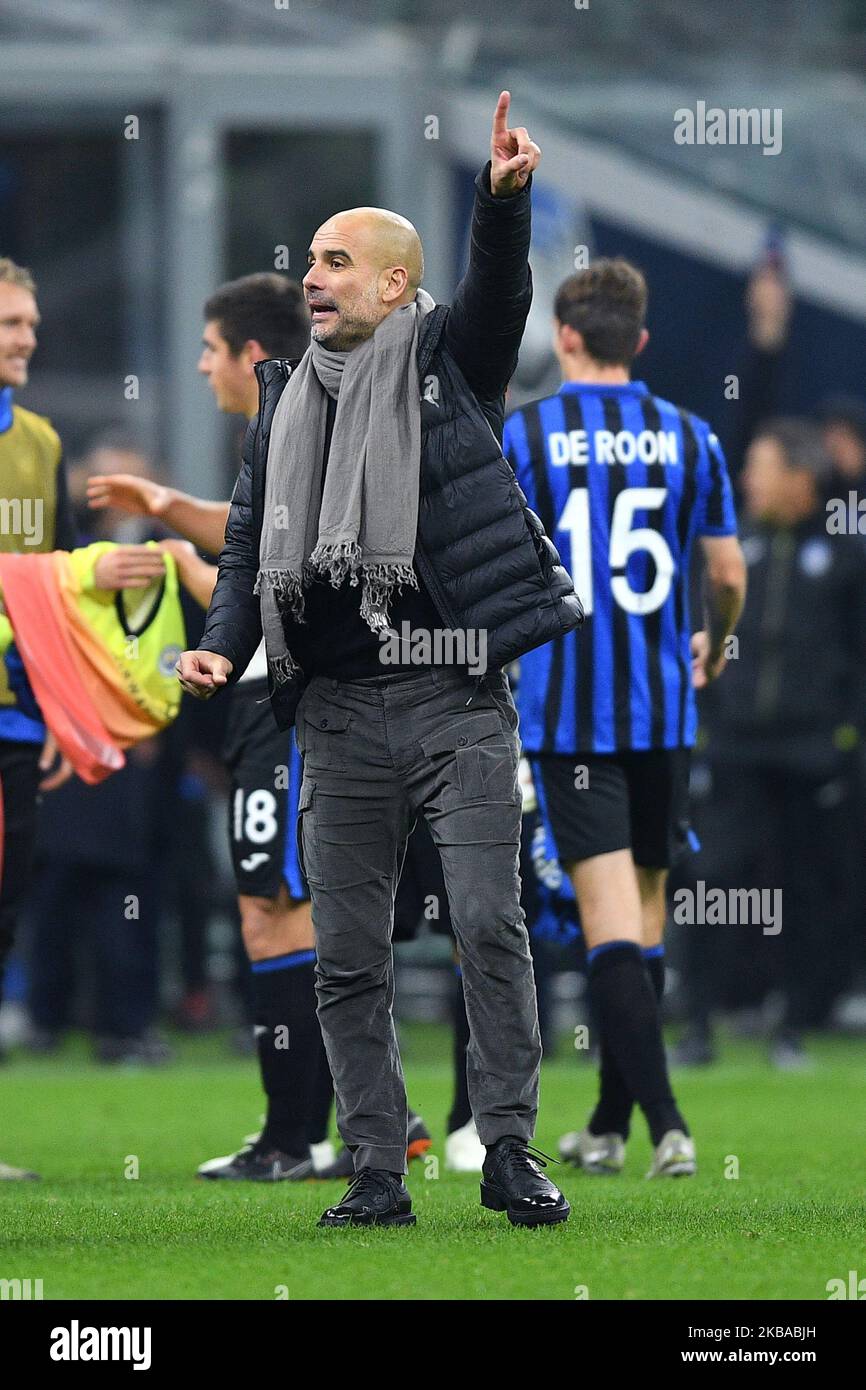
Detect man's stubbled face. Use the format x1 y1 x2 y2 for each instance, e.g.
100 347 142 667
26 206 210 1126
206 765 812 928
303 208 423 351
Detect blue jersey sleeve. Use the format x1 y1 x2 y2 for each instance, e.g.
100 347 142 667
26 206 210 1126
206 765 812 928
502 409 532 498
696 427 738 536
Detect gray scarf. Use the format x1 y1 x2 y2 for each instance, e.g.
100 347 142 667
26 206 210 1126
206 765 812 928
254 287 436 685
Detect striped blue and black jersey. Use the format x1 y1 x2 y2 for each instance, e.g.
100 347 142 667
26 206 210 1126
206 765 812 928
504 379 737 754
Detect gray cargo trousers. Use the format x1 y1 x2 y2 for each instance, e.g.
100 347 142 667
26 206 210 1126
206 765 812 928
295 664 541 1173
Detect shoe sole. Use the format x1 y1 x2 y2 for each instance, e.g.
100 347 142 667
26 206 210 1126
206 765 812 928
317 1212 417 1228
559 1151 622 1175
480 1181 570 1227
648 1162 697 1179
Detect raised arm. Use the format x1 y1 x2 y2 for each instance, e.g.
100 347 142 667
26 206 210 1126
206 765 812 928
443 92 540 404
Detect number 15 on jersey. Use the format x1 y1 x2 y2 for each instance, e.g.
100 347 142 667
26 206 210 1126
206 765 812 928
558 486 675 617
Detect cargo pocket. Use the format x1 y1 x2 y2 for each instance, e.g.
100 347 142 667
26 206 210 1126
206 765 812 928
420 709 519 804
314 811 395 890
296 778 322 886
302 701 353 772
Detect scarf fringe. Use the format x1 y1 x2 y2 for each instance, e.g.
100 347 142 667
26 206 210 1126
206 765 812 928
269 651 303 688
308 539 363 589
257 555 419 649
255 567 306 623
360 561 419 631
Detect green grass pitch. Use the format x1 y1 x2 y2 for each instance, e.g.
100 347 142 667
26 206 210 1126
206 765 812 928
1 1025 863 1301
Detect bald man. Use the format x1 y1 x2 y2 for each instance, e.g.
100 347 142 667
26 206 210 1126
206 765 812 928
181 92 583 1229
304 206 424 351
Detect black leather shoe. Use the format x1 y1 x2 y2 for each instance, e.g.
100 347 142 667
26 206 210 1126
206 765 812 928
317 1168 416 1228
481 1138 570 1227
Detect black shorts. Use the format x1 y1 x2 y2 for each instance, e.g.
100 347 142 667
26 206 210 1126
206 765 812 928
529 748 693 870
0 738 43 964
222 680 308 902
393 815 454 943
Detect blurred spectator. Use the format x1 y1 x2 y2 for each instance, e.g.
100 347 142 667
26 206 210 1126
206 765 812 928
818 395 866 493
723 255 866 497
27 736 172 1064
722 260 794 480
674 419 866 1069
67 430 164 543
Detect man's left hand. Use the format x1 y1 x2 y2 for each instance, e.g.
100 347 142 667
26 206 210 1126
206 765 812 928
490 90 541 197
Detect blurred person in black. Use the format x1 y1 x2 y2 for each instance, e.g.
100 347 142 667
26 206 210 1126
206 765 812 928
674 419 866 1069
26 739 173 1064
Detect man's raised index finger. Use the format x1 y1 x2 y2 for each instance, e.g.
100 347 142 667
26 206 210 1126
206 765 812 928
492 90 510 136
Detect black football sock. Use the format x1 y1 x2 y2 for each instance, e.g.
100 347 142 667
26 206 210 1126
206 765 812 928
447 965 473 1135
587 941 686 1147
252 950 320 1157
589 944 668 1141
644 944 666 1005
306 1026 334 1146
589 944 669 1142
589 1041 634 1142
590 945 667 1141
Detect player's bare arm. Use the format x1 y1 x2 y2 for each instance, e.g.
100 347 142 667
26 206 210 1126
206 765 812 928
692 534 748 688
87 473 230 555
156 539 218 609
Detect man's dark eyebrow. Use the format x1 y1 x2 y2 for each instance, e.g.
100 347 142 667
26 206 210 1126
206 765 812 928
307 248 354 263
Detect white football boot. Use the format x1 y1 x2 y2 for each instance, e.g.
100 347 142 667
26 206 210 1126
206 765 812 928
559 1126 625 1175
310 1140 336 1173
645 1129 697 1178
445 1119 486 1172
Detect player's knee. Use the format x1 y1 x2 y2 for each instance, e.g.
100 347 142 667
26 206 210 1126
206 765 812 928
240 895 285 960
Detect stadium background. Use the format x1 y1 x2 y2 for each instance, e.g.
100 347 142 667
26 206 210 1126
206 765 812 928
3 0 866 1303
